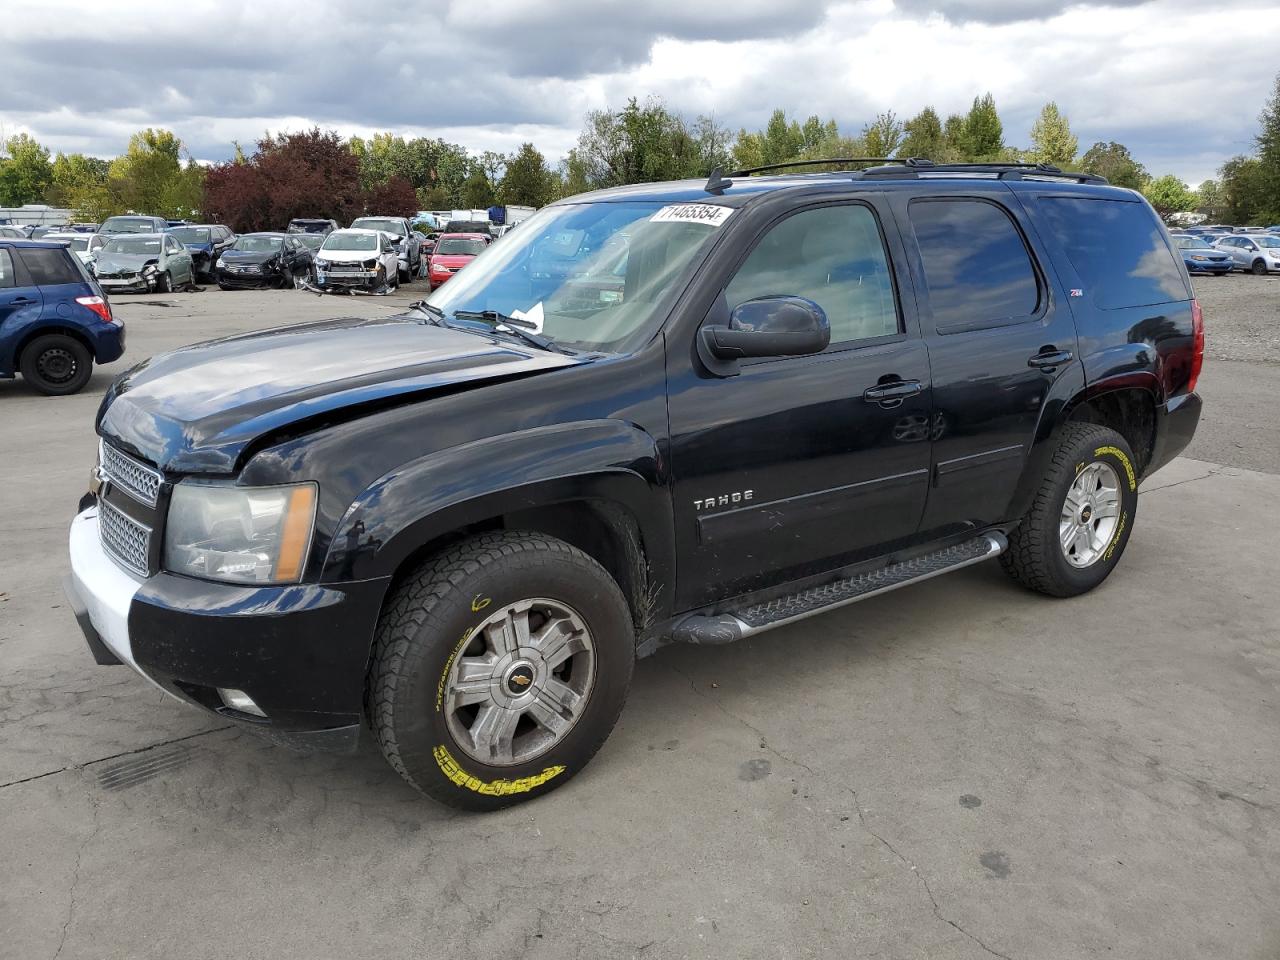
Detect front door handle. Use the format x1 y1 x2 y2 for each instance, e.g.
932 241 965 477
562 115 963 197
8 296 36 304
1028 349 1073 369
864 379 924 407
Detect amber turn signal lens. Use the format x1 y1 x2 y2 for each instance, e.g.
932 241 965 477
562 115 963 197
273 484 317 582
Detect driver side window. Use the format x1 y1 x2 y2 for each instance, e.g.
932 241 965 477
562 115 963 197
724 204 901 347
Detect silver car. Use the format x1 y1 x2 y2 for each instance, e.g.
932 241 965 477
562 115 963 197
1213 234 1280 275
92 233 195 293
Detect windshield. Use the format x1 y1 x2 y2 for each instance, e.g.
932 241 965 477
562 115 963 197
287 221 330 234
352 218 406 236
61 236 90 251
169 227 211 243
427 201 725 353
1174 236 1206 249
436 237 487 256
102 217 156 234
103 237 163 254
233 235 283 253
323 232 378 251
297 234 324 250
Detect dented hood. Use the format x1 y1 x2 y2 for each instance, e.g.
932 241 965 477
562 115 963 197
97 314 580 473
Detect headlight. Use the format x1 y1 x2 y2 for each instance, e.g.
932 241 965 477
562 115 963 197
364 257 378 269
142 263 158 276
1191 255 1208 261
216 256 225 267
315 258 329 269
163 481 317 585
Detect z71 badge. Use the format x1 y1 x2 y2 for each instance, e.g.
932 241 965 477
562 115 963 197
693 490 753 511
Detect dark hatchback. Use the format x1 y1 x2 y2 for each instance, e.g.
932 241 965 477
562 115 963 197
67 160 1201 809
215 233 313 289
1 239 123 394
168 224 236 280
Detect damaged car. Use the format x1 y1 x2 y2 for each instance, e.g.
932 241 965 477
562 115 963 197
215 233 313 289
313 228 400 292
168 224 235 281
92 233 195 293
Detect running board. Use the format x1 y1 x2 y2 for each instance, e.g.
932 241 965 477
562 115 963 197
672 533 1007 645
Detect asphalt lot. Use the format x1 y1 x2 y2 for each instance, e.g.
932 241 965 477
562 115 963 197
1 274 1278 959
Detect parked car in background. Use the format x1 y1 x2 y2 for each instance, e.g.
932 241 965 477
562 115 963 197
0 238 123 394
314 228 400 292
93 233 195 293
43 232 98 267
350 216 421 281
67 223 100 234
1170 234 1235 275
443 219 493 237
1214 234 1280 274
167 224 236 281
29 225 68 239
428 232 489 289
294 233 325 256
286 218 339 236
216 233 313 289
100 215 169 236
0 226 26 239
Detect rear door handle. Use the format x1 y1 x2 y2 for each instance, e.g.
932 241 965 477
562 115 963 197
8 296 36 304
863 380 924 407
1028 349 1073 369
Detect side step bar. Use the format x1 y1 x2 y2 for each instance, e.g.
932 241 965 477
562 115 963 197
672 533 1007 645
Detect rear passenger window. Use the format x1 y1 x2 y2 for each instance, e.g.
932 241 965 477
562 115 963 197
0 250 16 288
725 204 900 346
1039 198 1189 309
17 247 81 285
910 199 1040 333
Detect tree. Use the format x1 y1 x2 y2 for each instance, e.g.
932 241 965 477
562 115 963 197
460 169 492 208
899 107 946 160
691 114 734 174
1254 71 1280 222
942 113 968 158
961 93 1003 159
47 153 110 218
498 143 552 207
862 111 904 158
574 97 702 187
1196 179 1223 219
1218 155 1268 224
0 133 53 206
101 129 204 219
1142 175 1197 217
1028 102 1078 167
362 176 419 216
1080 141 1148 190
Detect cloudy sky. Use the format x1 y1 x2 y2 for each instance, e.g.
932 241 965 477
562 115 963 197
1 0 1276 185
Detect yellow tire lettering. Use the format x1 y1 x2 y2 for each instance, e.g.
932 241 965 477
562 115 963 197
433 744 565 796
436 628 473 712
1104 510 1128 561
471 595 491 612
1095 445 1136 492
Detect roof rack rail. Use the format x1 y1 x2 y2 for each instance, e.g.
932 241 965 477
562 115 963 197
729 158 896 177
859 158 1109 184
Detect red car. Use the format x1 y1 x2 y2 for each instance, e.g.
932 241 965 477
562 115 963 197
427 232 489 289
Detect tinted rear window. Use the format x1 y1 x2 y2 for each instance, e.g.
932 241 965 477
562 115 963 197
909 198 1040 333
17 247 82 285
1038 198 1189 309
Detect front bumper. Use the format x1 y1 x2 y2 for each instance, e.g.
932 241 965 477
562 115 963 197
1145 391 1202 477
1184 258 1233 274
98 275 155 293
316 268 384 290
65 507 391 750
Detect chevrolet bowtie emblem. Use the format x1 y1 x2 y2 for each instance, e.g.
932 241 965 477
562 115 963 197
511 675 531 687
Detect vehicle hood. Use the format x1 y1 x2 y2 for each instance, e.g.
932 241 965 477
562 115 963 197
431 253 476 268
97 314 582 473
219 249 279 265
1183 246 1228 255
319 248 382 263
95 253 159 273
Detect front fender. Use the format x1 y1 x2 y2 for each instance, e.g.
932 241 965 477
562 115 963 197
322 419 674 598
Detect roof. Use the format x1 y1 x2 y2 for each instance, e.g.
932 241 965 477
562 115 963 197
0 238 72 249
437 232 490 239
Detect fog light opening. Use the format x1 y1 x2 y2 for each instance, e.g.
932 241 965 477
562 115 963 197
217 687 267 718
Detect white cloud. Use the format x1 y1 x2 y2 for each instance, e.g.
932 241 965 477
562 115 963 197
0 0 1275 185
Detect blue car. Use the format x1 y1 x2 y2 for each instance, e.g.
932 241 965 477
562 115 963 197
0 239 125 395
166 223 235 281
1170 234 1234 276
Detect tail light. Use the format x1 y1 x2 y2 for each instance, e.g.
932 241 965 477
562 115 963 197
75 295 117 326
1188 298 1204 393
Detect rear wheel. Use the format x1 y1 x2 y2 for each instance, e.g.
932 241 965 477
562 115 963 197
1252 259 1269 276
1001 423 1139 597
366 532 634 810
20 333 93 395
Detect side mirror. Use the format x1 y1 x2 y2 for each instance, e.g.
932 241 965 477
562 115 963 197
699 296 830 373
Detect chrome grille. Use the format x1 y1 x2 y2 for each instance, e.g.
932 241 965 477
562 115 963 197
101 441 161 506
98 499 152 578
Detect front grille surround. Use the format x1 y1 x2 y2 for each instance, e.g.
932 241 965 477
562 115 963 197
101 441 162 506
99 498 152 578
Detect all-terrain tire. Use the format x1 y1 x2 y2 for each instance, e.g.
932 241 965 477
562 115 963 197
1000 423 1140 598
366 531 634 811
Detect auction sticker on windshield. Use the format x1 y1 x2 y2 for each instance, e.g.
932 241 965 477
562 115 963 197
650 204 734 227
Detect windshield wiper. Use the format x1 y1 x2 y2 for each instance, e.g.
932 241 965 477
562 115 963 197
407 299 447 325
451 309 571 355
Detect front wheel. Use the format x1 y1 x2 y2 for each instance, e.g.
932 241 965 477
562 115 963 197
366 532 634 810
1252 259 1269 276
155 270 172 293
1001 423 1139 597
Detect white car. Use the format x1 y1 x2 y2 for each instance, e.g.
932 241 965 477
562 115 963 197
312 228 400 292
43 232 102 266
1213 234 1280 275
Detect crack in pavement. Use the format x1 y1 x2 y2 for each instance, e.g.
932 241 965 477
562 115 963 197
51 776 100 960
1140 465 1224 495
669 663 1014 960
0 726 232 792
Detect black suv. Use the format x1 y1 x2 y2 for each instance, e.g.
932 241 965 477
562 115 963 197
65 160 1203 809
